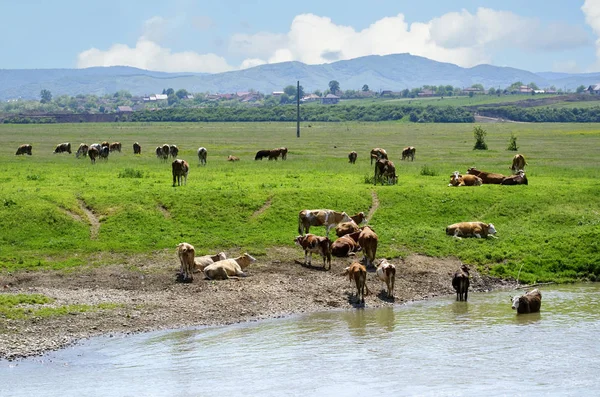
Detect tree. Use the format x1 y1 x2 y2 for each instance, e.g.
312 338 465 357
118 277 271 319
508 81 524 93
297 85 305 99
507 133 518 151
362 84 370 92
284 85 296 97
328 80 340 94
176 89 189 99
528 82 539 90
488 87 496 95
471 83 484 91
576 85 586 94
473 126 488 150
313 90 322 97
40 89 52 104
162 88 175 96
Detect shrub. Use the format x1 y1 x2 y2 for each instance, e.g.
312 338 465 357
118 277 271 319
420 165 438 176
507 133 518 151
473 125 488 150
118 168 145 179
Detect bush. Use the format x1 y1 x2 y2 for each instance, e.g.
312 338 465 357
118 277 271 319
118 168 145 178
419 165 438 176
473 125 488 150
507 133 518 151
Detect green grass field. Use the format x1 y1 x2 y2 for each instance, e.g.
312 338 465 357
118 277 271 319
0 121 598 284
336 94 555 107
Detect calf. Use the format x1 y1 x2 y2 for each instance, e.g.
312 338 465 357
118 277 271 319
227 155 240 161
294 234 332 270
348 151 357 164
370 148 388 165
255 150 271 160
358 226 378 268
197 147 207 165
203 253 257 280
133 142 142 155
75 143 89 158
511 289 542 314
331 231 361 257
54 142 71 154
176 242 195 283
446 221 497 240
510 154 528 174
467 167 506 184
172 159 189 186
448 171 483 187
88 147 99 164
15 144 32 155
376 259 396 298
501 170 528 185
194 252 227 272
298 209 352 237
342 262 369 304
452 264 470 301
401 146 416 161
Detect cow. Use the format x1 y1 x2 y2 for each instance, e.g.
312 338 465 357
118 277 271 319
176 242 195 283
101 141 110 148
194 252 227 272
501 170 528 185
452 264 470 301
54 142 71 154
342 262 369 304
172 159 189 186
374 158 397 185
467 167 506 184
109 142 122 152
99 146 110 160
279 147 288 160
255 150 271 160
331 231 361 257
75 143 88 158
358 226 378 268
448 171 483 187
161 144 170 161
294 234 332 270
133 142 142 155
155 146 163 159
376 259 396 299
370 148 388 165
298 209 352 237
203 253 257 280
350 212 366 225
15 144 32 155
446 221 497 240
511 289 542 314
510 154 528 174
197 147 207 165
335 221 360 238
268 149 281 161
348 151 357 164
169 145 179 158
401 146 416 161
227 155 240 161
88 146 99 164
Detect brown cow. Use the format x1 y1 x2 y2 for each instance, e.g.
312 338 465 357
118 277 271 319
101 141 110 148
374 159 397 185
109 142 122 152
227 155 240 161
169 145 179 158
358 226 378 268
15 144 32 155
467 167 506 184
501 170 528 185
75 143 89 158
370 148 388 165
376 259 396 299
510 154 528 174
268 149 281 161
279 147 288 160
331 231 361 257
348 151 357 164
335 221 360 237
342 262 369 304
194 252 227 272
133 142 142 155
511 289 542 314
401 146 416 161
255 150 271 160
298 209 352 237
54 142 71 154
452 264 470 301
350 212 366 225
294 234 332 270
446 221 497 239
203 253 256 280
88 146 99 164
172 159 189 186
161 144 170 160
448 171 483 187
176 242 195 283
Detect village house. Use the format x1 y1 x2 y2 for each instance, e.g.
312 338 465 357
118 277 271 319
321 93 340 104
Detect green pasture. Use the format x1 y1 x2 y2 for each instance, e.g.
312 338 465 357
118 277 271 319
338 94 555 107
0 122 598 284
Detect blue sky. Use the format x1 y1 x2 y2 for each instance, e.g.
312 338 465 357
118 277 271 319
1 0 599 73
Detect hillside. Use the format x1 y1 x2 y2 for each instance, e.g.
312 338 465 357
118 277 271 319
2 53 600 100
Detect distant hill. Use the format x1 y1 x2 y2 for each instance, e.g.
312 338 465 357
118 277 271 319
2 54 600 100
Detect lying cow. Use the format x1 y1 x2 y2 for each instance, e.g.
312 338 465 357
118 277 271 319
511 289 542 314
370 148 388 165
194 252 227 272
15 144 32 155
255 150 271 160
198 147 207 165
54 142 71 154
133 142 142 155
203 253 257 280
348 151 357 164
401 146 416 161
75 143 89 158
376 259 396 299
358 226 378 268
448 171 483 187
294 234 332 270
501 170 528 185
298 209 352 237
446 221 497 240
331 231 361 257
172 159 189 186
176 242 196 283
467 167 506 184
335 221 360 237
452 264 470 301
227 155 240 161
342 262 369 304
510 154 528 174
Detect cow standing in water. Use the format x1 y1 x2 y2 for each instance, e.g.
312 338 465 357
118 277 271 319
452 264 470 301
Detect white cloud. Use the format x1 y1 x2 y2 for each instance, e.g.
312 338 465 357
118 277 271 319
583 0 600 69
552 60 581 73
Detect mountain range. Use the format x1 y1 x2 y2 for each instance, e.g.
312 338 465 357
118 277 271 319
1 53 599 100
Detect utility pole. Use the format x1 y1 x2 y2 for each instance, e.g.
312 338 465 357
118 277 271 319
297 80 300 138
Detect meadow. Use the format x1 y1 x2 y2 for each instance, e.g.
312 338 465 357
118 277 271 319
0 121 598 284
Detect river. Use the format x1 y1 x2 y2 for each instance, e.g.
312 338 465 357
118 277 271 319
2 283 599 396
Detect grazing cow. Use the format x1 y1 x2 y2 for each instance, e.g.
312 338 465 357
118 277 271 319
350 212 366 225
101 141 110 148
510 154 528 174
331 231 361 257
109 142 122 152
197 147 207 165
54 142 71 154
335 221 360 237
169 145 179 158
376 259 396 298
133 142 142 155
452 264 470 301
501 170 528 185
99 146 110 160
227 155 240 161
348 151 358 164
467 167 506 184
203 253 257 280
358 226 378 268
176 242 195 283
268 148 281 161
279 147 288 160
370 148 388 165
401 146 416 161
172 159 189 186
255 150 271 160
342 262 369 304
511 289 542 314
75 143 89 158
194 252 227 272
161 144 170 161
294 234 332 269
448 171 483 187
15 144 32 155
155 146 163 159
89 143 102 152
87 146 99 164
446 221 497 240
374 159 397 185
298 209 352 237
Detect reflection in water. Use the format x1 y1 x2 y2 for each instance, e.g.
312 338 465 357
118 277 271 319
1 284 599 397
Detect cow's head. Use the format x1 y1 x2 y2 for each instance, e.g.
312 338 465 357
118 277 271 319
216 252 227 261
294 235 305 246
241 253 257 263
341 212 352 222
511 295 520 310
487 223 497 235
467 167 479 175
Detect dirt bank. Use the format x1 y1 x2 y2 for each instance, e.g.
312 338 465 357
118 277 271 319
0 248 515 360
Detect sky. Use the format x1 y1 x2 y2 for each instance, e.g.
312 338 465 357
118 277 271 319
1 0 600 74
